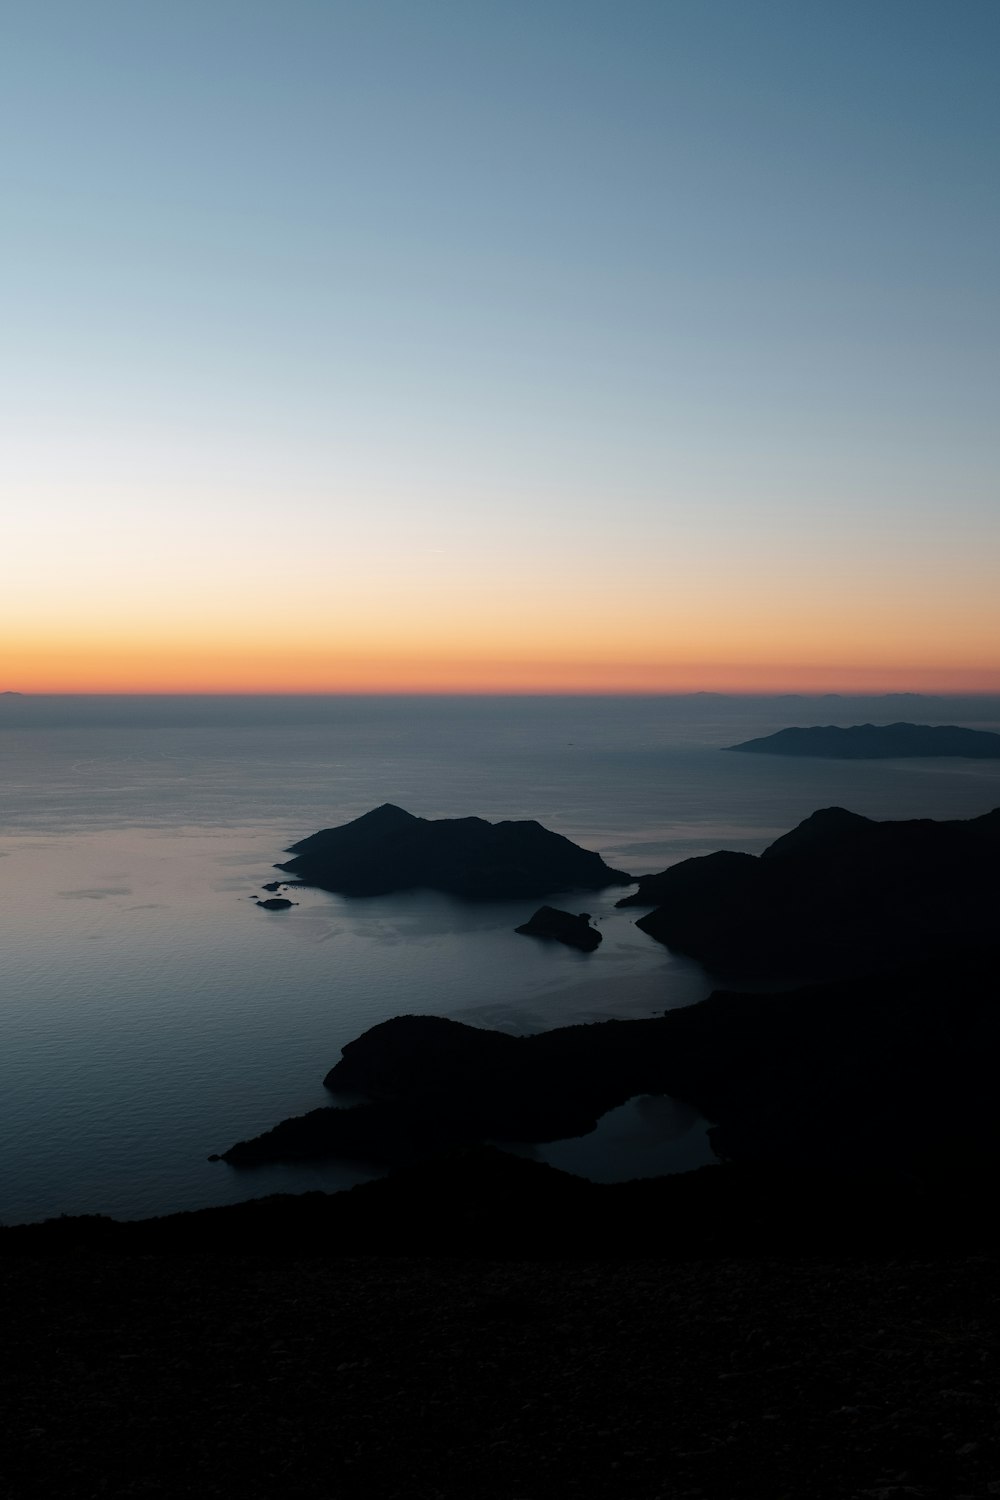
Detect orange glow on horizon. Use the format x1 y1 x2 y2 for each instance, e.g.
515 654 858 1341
7 496 998 698
6 583 999 697
6 642 1000 697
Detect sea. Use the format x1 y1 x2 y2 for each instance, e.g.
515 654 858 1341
3 692 1000 1227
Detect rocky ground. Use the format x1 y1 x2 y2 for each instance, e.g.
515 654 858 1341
3 1250 999 1498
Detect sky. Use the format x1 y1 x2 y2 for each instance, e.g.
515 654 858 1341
3 0 998 694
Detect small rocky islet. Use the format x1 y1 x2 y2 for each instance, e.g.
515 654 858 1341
514 905 602 950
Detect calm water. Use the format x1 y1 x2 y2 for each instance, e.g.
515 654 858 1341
3 694 1000 1225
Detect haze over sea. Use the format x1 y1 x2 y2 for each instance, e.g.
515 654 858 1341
3 692 1000 1227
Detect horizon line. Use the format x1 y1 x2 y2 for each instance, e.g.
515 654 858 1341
5 688 1000 701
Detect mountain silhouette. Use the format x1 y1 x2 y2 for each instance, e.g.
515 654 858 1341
278 803 631 898
619 806 1000 975
727 721 1000 758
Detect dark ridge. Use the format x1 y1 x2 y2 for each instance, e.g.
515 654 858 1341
726 721 1000 758
215 946 1000 1180
619 805 1000 977
616 848 757 910
514 905 602 950
278 802 631 898
4 1181 999 1500
4 1145 999 1259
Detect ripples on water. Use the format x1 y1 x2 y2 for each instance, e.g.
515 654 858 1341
2 694 999 1223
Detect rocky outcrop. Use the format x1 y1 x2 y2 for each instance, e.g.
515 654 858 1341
616 849 756 911
620 805 1000 977
514 906 601 950
278 803 631 898
726 721 1000 758
256 897 296 911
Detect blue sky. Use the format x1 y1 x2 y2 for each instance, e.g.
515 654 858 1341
3 1 999 690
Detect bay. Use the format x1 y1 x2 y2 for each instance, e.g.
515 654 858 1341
2 693 999 1225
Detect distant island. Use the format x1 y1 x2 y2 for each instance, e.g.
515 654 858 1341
618 804 1000 976
277 802 631 898
726 721 1000 758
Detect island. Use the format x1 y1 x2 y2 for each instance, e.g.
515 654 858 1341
726 721 1000 758
618 805 1000 976
514 906 602 950
276 802 631 898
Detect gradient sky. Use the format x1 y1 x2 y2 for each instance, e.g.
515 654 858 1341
3 0 999 693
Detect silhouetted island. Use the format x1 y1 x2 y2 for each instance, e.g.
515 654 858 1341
214 944 1000 1179
726 721 1000 758
618 805 1000 976
514 906 601 950
277 802 631 898
255 897 296 911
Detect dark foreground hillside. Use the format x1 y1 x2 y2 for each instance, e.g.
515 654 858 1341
4 1153 1000 1498
3 1248 999 1499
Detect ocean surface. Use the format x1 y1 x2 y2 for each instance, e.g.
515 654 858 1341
3 692 1000 1226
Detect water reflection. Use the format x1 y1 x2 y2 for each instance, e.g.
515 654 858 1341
502 1094 718 1182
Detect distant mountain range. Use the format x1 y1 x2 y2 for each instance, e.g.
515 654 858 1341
726 721 1000 758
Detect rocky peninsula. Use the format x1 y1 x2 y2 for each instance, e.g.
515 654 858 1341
216 944 1000 1179
618 804 1000 976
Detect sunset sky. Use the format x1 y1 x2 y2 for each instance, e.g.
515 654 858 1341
4 0 999 694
